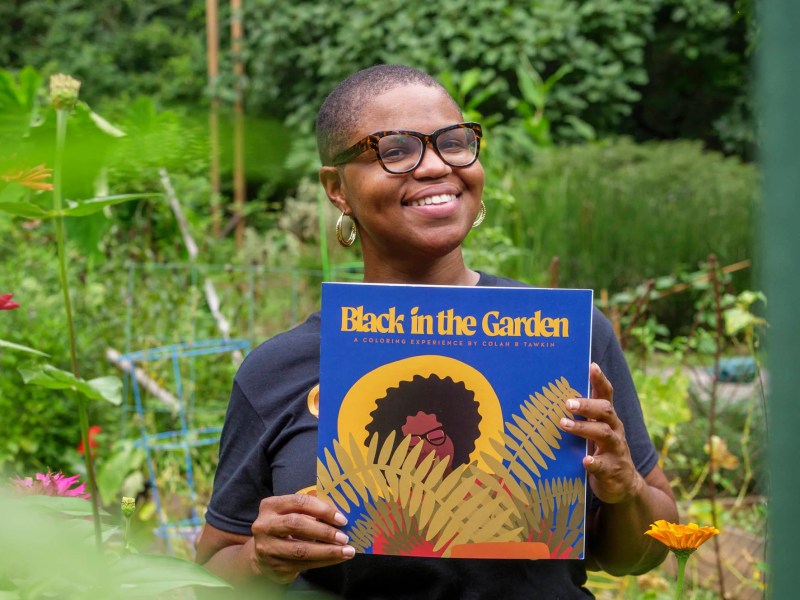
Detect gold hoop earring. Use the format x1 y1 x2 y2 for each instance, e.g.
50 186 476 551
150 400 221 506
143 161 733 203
471 201 486 228
336 211 357 247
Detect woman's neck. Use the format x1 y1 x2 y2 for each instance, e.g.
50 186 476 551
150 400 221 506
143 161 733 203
361 250 479 287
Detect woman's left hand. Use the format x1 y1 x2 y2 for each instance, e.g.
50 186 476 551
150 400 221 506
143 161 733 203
559 362 643 505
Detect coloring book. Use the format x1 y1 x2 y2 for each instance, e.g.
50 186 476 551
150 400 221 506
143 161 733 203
317 282 593 559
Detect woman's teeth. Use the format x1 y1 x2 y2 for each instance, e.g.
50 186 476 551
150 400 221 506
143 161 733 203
406 194 456 207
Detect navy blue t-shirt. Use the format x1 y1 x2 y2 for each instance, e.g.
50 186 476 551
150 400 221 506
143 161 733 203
205 273 658 599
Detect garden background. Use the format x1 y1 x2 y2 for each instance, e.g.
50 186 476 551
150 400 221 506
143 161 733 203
0 1 774 598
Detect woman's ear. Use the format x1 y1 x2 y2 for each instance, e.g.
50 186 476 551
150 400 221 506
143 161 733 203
319 166 352 215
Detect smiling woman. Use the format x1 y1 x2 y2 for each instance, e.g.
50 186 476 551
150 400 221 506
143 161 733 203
319 81 485 281
195 64 678 599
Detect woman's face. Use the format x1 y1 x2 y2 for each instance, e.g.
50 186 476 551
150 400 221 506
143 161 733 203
401 410 456 469
323 84 485 268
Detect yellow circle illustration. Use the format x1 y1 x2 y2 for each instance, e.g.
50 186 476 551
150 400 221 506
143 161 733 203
333 355 504 471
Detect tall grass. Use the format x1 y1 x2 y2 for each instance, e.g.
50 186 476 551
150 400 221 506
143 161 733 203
467 138 759 292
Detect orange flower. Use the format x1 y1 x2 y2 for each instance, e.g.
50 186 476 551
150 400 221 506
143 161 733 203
2 164 54 191
644 520 719 551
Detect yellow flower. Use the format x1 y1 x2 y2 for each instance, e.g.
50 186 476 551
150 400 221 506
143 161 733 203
644 520 719 551
704 435 739 470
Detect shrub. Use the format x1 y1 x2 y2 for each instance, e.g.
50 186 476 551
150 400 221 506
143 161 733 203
467 137 758 293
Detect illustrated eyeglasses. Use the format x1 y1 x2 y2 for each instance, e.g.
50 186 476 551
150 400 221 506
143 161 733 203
410 427 448 447
330 122 482 174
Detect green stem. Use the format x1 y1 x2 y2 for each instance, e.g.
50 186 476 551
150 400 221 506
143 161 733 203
124 515 131 552
54 107 102 550
675 553 687 600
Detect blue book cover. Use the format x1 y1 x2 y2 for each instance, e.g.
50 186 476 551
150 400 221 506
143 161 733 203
317 282 593 560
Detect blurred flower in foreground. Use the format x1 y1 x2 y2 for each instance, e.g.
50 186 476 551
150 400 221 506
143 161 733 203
645 520 719 599
13 470 90 499
1 164 54 191
49 74 81 110
0 293 21 310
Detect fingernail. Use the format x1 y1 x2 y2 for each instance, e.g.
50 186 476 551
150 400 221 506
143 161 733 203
335 531 349 545
566 399 579 411
560 417 574 429
334 512 348 526
342 545 356 558
585 455 595 466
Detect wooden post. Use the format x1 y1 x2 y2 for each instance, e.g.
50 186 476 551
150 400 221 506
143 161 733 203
231 0 246 248
205 0 221 237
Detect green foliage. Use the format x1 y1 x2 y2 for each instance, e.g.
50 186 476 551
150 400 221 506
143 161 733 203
470 137 758 291
245 0 659 137
0 492 230 597
0 241 115 473
631 0 755 157
1 0 753 155
0 0 208 112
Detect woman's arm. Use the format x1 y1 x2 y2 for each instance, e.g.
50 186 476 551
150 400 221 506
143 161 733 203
585 464 677 574
562 363 679 575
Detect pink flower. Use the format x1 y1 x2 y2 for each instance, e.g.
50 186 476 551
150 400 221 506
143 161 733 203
0 293 20 311
13 470 90 499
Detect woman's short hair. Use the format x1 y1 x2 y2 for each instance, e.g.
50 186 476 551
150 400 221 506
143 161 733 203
364 373 482 468
316 64 460 165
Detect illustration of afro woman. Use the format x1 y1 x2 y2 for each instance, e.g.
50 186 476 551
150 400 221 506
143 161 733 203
364 374 482 472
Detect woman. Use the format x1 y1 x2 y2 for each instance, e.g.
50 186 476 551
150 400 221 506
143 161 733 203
196 64 678 599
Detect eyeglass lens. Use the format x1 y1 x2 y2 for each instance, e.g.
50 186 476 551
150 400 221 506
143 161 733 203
412 427 447 447
377 127 478 173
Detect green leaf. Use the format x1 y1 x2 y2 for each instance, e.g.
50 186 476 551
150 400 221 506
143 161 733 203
0 339 50 357
0 183 27 203
516 65 544 110
97 444 145 505
724 306 764 336
563 115 596 141
21 495 100 517
87 376 123 404
460 68 481 97
18 365 122 405
111 554 230 595
0 201 48 218
61 193 160 217
88 109 126 138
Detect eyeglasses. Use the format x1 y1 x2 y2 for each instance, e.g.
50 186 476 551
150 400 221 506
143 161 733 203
330 122 482 174
410 427 448 447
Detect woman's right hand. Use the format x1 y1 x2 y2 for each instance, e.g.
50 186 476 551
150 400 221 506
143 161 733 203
195 494 355 586
249 493 355 583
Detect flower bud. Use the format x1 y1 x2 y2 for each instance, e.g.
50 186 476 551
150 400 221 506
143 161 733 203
121 496 136 518
49 74 81 110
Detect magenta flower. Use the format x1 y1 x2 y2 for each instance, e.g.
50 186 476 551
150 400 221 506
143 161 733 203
13 470 90 499
0 293 20 311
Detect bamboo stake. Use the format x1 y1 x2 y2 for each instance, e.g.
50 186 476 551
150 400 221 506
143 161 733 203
206 0 221 237
231 0 246 248
159 168 243 362
106 348 181 413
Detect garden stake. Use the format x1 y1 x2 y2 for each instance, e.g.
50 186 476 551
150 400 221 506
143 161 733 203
706 254 727 599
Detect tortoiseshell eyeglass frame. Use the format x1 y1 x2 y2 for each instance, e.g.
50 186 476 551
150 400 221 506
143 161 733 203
329 122 482 174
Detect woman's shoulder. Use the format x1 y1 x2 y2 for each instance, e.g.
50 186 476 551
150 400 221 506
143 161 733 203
476 271 529 288
235 311 321 385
